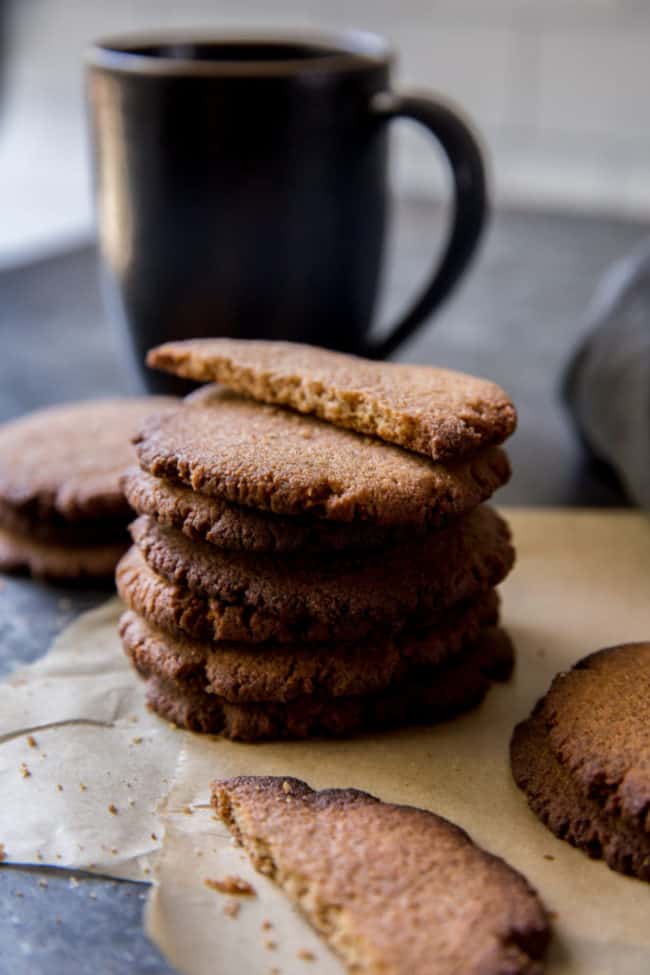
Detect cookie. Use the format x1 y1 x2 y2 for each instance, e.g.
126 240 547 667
137 626 514 740
0 397 176 525
0 526 127 582
134 388 511 527
122 467 414 553
147 339 517 461
128 506 514 639
118 589 499 702
533 643 650 831
511 642 650 881
511 704 650 882
211 777 548 974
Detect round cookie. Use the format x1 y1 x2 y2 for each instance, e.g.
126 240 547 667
128 506 514 638
511 703 650 882
526 643 650 831
133 387 511 527
0 397 176 525
122 467 415 553
134 626 515 741
0 526 127 582
118 589 499 702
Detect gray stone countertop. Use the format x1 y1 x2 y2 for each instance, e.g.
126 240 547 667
1 201 648 974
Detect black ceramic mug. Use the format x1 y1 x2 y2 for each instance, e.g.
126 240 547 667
87 31 487 393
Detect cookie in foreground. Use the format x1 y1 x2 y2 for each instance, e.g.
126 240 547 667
211 775 549 974
511 641 650 882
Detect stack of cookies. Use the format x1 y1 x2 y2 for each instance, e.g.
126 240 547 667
0 398 174 581
117 340 517 741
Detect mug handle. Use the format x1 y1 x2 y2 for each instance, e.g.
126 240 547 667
364 91 488 360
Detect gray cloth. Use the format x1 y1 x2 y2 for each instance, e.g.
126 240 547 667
565 240 650 507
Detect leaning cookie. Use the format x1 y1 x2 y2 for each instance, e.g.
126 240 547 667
511 642 650 882
147 337 517 460
211 776 548 974
133 387 511 527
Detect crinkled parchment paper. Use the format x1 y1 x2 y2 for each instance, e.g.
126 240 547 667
2 511 650 974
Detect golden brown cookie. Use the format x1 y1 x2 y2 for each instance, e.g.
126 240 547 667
511 702 650 883
136 626 514 740
133 388 511 527
0 526 127 582
211 777 548 974
147 338 517 460
0 397 176 525
118 589 499 702
511 642 650 882
122 467 416 553
127 506 514 640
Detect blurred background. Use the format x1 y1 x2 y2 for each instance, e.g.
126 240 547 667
3 0 650 261
1 0 649 507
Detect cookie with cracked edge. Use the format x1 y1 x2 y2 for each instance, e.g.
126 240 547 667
210 776 548 974
127 505 514 636
511 702 650 882
133 388 511 528
134 626 515 740
0 526 127 581
147 338 517 461
0 397 176 525
116 545 503 645
118 589 499 702
122 467 423 553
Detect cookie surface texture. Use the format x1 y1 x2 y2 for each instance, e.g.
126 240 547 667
210 775 548 973
134 388 511 527
147 338 517 460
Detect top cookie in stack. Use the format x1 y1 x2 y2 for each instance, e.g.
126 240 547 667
117 340 517 741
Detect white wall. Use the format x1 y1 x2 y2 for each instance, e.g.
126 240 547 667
2 0 650 262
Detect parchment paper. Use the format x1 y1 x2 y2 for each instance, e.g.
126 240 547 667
148 510 650 975
1 510 649 973
0 598 183 879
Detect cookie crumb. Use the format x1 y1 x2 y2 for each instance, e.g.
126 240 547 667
297 949 315 962
38 878 48 888
79 783 87 791
182 805 193 815
108 803 118 815
0 843 6 861
150 832 157 841
128 797 136 806
89 891 97 900
110 847 118 855
223 899 240 919
282 780 292 795
265 939 277 950
262 919 273 930
56 784 63 792
204 875 256 896
36 851 43 861
26 735 37 748
543 854 555 861
69 877 80 888
20 763 31 778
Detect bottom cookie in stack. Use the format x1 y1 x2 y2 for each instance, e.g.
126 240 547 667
119 590 513 741
511 642 650 882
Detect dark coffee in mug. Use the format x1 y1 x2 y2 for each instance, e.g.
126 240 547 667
87 32 486 393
